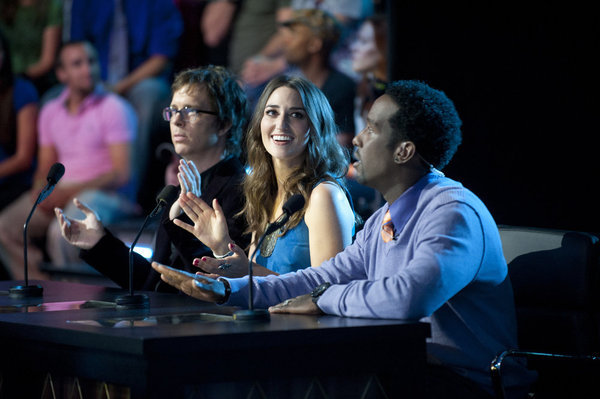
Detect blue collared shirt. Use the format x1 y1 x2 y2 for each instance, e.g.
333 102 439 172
386 169 444 239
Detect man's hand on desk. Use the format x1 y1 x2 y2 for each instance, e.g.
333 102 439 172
151 261 327 315
269 294 324 315
151 262 226 303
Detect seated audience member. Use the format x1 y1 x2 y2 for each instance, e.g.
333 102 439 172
153 80 536 399
280 9 356 148
54 66 250 292
68 0 183 212
233 0 292 82
291 0 374 80
345 13 389 221
199 0 237 66
240 0 371 99
0 30 38 211
0 41 137 280
172 75 355 277
0 0 62 95
350 14 388 134
172 0 235 70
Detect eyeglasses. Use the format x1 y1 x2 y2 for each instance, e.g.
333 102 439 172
162 106 218 122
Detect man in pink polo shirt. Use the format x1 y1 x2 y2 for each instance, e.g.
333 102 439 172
0 41 137 280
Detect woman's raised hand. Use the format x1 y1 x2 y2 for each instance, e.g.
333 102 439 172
173 193 232 256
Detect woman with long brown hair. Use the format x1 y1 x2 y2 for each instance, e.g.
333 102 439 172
174 75 356 276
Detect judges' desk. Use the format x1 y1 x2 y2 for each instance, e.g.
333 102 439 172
0 280 430 398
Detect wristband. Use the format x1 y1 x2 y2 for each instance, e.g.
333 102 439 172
213 249 234 259
310 282 331 304
216 278 231 304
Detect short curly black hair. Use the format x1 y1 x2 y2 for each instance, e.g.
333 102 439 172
172 65 247 158
385 80 462 170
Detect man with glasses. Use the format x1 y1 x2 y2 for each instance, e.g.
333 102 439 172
0 41 137 280
53 66 250 293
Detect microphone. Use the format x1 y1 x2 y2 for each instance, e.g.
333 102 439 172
115 185 178 310
233 193 305 322
10 163 65 298
37 162 65 204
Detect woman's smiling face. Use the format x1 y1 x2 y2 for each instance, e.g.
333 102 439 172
260 86 311 167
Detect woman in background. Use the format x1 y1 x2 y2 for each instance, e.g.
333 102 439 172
346 14 388 221
350 14 388 134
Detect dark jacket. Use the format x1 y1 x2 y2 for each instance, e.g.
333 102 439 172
80 156 249 292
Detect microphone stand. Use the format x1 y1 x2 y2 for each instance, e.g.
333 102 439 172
233 194 305 322
115 185 177 310
8 196 45 298
114 213 152 310
9 162 64 298
232 227 275 322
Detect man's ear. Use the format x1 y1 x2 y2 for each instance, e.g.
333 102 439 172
56 66 67 84
308 37 324 54
393 141 416 164
218 121 232 137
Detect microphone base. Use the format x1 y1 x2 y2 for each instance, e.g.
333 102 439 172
233 309 270 322
115 294 150 310
9 284 43 298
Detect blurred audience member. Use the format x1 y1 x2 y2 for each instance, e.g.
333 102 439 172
241 0 372 90
0 0 62 96
231 0 292 80
173 0 236 70
200 0 237 65
68 0 183 212
344 14 388 223
291 0 374 80
0 30 39 211
280 9 356 148
0 41 137 280
351 14 387 133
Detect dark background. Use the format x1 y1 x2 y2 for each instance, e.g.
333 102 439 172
387 2 598 233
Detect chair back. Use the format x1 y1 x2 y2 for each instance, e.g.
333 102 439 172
498 225 600 355
492 226 600 398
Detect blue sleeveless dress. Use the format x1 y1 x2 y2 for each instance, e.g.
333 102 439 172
254 181 355 274
255 218 311 274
